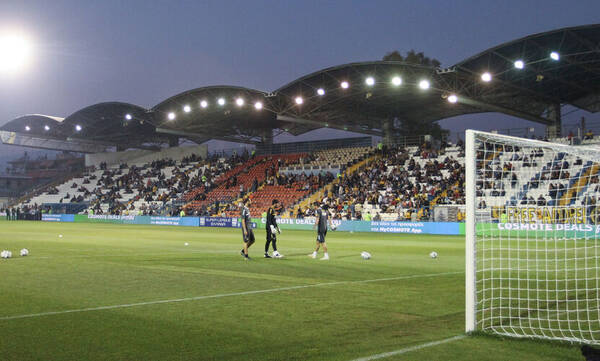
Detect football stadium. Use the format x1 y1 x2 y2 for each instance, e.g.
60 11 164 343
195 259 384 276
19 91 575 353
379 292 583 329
1 6 600 360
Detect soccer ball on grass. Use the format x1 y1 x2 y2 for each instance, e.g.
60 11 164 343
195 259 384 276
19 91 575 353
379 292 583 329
429 251 438 259
361 251 371 260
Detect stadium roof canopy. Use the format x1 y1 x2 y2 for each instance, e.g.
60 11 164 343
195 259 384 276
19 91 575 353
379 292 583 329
2 24 599 152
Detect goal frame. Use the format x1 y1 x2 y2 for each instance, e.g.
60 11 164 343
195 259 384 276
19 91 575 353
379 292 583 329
465 129 600 341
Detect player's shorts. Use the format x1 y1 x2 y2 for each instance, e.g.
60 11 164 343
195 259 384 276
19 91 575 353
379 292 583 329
243 229 255 243
317 231 327 243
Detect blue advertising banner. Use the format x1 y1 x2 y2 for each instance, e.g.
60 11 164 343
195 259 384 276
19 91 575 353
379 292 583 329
44 214 460 235
42 214 75 222
149 216 199 227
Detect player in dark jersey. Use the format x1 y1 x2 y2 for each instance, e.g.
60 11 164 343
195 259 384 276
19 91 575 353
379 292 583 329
239 198 255 260
264 199 283 258
309 202 333 260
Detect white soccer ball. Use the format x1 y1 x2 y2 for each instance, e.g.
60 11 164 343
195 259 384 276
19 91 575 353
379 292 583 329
430 251 438 259
1 250 12 259
361 251 371 260
59 234 63 238
184 242 189 246
20 248 29 257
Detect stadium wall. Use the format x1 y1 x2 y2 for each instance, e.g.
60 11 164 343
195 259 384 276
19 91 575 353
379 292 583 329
85 144 208 167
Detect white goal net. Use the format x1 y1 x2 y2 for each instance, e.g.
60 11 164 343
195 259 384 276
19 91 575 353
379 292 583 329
465 129 600 344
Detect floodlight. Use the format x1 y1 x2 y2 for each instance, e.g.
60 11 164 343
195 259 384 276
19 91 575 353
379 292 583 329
317 88 325 96
217 98 226 106
44 125 50 131
365 77 375 86
550 51 560 61
514 60 524 69
418 80 430 90
75 125 82 131
254 101 263 110
183 105 191 113
340 81 349 89
167 112 176 120
200 100 208 108
295 96 303 105
447 94 458 103
25 125 30 131
125 113 132 120
481 72 492 82
391 76 402 86
236 98 244 106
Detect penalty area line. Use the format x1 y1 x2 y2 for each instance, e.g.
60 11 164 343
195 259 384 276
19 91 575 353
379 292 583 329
349 335 466 361
0 271 462 321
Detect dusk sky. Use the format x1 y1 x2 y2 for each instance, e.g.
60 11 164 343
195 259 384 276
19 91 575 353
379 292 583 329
0 0 599 165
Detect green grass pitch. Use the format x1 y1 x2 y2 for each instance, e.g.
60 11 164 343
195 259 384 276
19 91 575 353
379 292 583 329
0 221 586 360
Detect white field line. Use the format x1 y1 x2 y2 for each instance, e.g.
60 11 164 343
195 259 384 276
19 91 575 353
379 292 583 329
0 271 462 321
349 335 466 361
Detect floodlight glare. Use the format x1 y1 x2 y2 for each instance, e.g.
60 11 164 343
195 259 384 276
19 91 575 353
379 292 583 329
418 80 430 90
447 94 458 103
391 76 402 86
125 113 132 120
217 98 226 106
295 96 303 105
514 60 524 69
550 51 560 61
365 77 375 86
236 98 244 106
317 88 325 96
75 125 82 131
0 33 32 74
24 125 30 131
44 125 50 131
167 112 176 120
340 81 349 89
254 101 263 110
200 100 208 108
183 105 191 113
481 72 492 82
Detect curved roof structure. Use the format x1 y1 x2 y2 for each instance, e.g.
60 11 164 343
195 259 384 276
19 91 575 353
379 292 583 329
2 24 599 152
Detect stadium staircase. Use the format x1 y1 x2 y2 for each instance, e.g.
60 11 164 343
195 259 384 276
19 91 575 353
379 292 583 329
289 153 380 216
558 162 600 206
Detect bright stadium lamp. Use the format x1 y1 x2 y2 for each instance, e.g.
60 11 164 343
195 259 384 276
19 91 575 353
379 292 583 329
447 94 458 103
365 77 375 86
183 105 191 113
167 112 176 120
391 76 402 86
125 113 132 120
217 98 226 106
418 80 430 90
0 32 32 75
481 72 492 82
317 88 325 96
340 81 349 89
550 51 560 61
514 60 525 69
44 125 50 131
75 125 82 132
25 125 30 131
254 101 263 110
200 100 208 108
236 98 244 107
295 96 303 105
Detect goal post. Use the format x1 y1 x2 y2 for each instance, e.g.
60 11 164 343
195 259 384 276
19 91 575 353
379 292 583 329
465 129 600 344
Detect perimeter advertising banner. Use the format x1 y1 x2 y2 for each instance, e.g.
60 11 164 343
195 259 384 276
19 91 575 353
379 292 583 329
72 214 199 227
42 214 75 222
477 222 600 238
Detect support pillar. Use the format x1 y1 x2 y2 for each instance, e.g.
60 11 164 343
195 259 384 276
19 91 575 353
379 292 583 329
382 118 393 146
546 103 562 139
